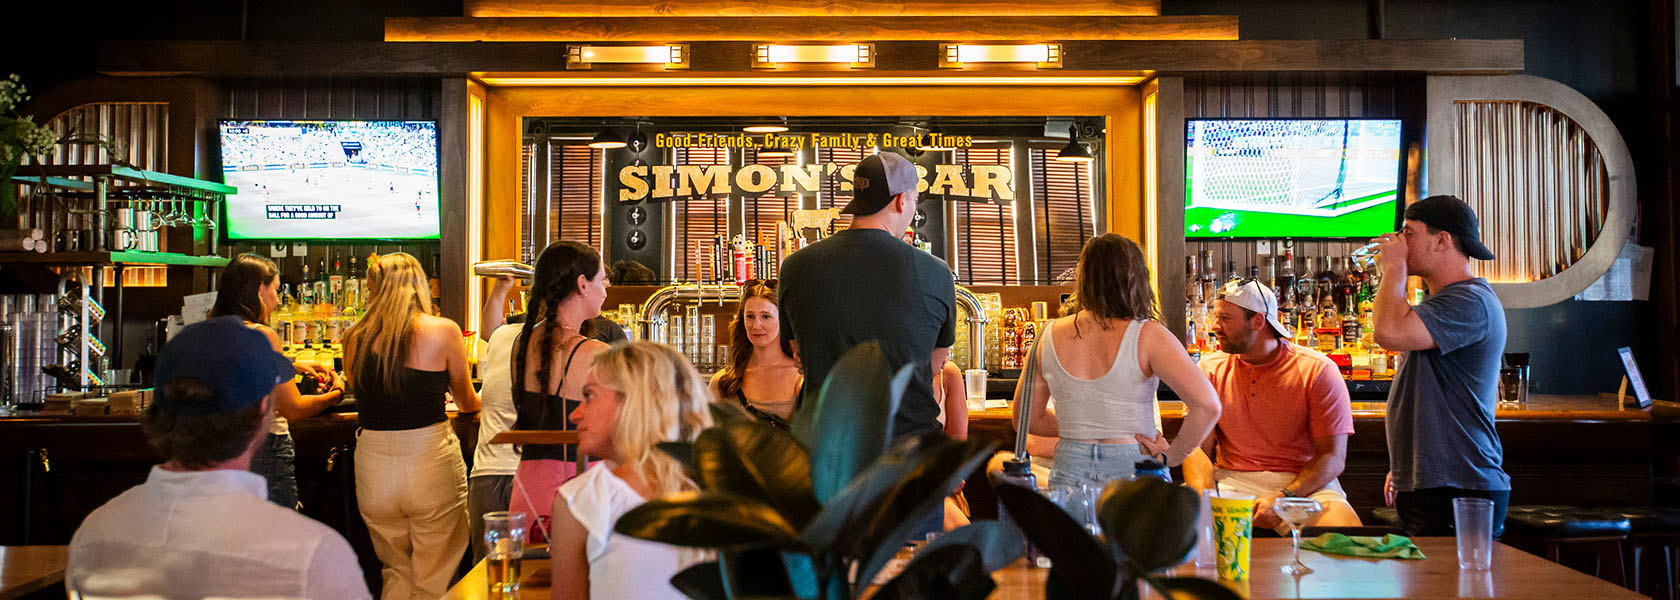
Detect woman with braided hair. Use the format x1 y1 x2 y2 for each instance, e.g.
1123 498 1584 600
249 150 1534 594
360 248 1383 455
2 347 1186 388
507 241 612 542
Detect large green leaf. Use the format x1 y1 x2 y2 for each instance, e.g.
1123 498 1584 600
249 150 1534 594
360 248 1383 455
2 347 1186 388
798 342 917 503
1145 576 1247 600
657 441 696 474
869 545 995 600
1098 478 1201 573
853 438 998 591
718 547 797 598
614 491 805 550
800 433 947 551
693 419 823 529
669 561 727 600
994 482 1118 598
779 551 820 600
916 521 1025 573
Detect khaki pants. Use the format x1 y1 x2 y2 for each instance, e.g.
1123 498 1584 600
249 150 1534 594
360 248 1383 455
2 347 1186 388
355 422 469 600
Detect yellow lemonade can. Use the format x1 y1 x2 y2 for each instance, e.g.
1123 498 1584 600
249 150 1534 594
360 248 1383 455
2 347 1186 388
1209 492 1256 581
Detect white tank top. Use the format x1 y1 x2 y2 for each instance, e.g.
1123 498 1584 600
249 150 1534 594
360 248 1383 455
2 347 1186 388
1038 319 1159 440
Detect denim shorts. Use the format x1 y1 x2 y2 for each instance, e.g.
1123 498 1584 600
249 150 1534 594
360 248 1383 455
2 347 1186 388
249 432 299 510
1048 439 1147 490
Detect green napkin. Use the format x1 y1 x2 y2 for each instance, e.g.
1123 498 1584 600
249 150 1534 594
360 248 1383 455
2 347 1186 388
1299 533 1427 560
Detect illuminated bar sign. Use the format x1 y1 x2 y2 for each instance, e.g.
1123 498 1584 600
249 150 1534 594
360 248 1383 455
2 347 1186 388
618 162 1014 203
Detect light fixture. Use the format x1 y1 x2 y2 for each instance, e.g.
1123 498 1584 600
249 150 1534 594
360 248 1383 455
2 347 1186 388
568 44 689 69
626 127 648 153
744 117 789 133
589 127 627 149
1056 124 1094 163
938 43 1062 68
753 43 874 68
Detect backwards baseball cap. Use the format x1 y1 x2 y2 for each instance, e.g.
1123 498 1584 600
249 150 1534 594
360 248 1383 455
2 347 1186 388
1219 279 1291 339
153 315 294 415
840 152 920 215
1403 195 1496 260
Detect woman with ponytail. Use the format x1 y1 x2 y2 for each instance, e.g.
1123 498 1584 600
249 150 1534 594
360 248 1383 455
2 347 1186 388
708 279 801 431
551 341 712 600
342 252 481 600
507 241 612 541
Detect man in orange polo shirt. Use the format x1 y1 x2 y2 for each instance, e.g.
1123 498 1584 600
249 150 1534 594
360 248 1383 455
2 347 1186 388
1184 280 1361 532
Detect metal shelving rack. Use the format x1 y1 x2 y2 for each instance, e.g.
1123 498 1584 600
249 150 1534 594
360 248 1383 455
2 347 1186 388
3 165 235 389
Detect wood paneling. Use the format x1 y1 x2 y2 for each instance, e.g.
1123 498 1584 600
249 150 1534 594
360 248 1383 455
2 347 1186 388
384 16 1237 42
467 0 1163 18
98 40 1523 77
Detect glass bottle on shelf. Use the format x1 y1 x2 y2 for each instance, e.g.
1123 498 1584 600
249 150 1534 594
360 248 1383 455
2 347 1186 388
1185 256 1205 356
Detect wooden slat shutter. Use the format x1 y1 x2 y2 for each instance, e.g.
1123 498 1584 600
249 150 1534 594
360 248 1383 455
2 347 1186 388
743 147 798 278
816 145 870 234
953 144 1016 284
674 146 730 282
553 143 603 250
1031 146 1096 283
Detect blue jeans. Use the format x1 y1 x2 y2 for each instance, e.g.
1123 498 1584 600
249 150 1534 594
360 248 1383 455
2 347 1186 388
1049 440 1147 490
249 432 300 510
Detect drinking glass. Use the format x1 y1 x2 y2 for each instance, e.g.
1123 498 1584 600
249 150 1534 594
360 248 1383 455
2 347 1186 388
1274 497 1323 575
1350 241 1382 271
963 368 987 411
1454 498 1495 571
483 511 528 599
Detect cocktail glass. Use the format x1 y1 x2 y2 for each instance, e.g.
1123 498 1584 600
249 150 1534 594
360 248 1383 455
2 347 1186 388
1275 496 1323 575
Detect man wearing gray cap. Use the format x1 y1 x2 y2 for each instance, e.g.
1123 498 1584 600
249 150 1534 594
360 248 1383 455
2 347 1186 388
1370 194 1510 537
67 316 371 599
1148 280 1361 533
779 150 957 441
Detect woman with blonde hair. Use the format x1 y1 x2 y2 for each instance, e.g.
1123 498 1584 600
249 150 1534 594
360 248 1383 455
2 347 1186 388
708 279 801 430
551 341 713 600
342 252 481 600
1014 233 1221 489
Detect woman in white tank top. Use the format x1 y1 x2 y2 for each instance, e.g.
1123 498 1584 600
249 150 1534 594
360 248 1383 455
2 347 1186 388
1012 234 1222 489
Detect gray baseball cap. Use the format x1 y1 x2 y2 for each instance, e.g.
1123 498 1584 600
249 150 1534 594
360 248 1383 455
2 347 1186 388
841 152 919 215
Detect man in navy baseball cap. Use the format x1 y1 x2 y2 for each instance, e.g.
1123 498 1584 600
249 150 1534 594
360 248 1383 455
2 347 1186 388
66 315 371 598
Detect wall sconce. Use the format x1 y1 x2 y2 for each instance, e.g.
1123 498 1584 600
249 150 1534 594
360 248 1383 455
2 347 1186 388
589 127 627 149
568 44 689 69
753 44 875 68
938 43 1062 69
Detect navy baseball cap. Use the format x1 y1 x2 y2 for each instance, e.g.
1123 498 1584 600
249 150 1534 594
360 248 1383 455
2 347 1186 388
153 316 294 415
840 152 920 215
1403 195 1496 260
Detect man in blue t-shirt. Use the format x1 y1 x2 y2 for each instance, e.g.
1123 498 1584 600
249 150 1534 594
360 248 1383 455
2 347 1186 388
1370 194 1511 537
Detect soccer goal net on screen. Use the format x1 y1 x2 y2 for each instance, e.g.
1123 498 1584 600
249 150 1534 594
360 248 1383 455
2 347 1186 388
1187 120 1399 217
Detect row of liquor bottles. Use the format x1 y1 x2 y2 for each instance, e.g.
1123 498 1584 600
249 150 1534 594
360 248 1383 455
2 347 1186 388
1184 249 1399 379
268 251 444 356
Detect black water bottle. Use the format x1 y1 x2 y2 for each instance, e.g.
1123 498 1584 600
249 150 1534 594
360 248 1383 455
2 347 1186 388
1134 458 1172 483
994 457 1042 567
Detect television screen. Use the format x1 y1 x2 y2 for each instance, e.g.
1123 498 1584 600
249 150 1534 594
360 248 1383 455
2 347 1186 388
1185 118 1403 239
219 120 441 241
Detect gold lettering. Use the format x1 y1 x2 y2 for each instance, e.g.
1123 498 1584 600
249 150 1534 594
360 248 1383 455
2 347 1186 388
914 165 930 194
735 165 776 194
650 165 676 199
929 164 970 196
618 165 649 202
972 165 1013 202
676 165 731 197
838 164 857 192
781 164 823 194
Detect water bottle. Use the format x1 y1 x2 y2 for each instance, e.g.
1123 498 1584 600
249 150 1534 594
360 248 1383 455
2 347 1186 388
1133 458 1171 483
993 456 1042 567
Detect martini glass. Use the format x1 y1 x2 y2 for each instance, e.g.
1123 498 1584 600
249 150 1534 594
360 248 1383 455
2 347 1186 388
1275 496 1323 575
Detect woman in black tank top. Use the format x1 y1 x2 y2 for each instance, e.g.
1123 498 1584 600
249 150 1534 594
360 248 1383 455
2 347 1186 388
506 241 612 542
708 280 803 431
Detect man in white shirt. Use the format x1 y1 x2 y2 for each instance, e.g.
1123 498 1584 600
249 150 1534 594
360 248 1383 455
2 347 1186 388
67 316 372 599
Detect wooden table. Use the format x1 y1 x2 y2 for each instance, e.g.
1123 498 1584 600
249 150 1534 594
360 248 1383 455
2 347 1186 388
443 538 1640 599
0 546 68 600
993 538 1641 599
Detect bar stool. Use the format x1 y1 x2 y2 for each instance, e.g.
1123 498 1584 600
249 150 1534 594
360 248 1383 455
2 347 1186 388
1503 505 1632 587
1593 506 1680 600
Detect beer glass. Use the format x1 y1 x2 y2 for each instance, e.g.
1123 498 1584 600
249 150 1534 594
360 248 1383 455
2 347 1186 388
1350 241 1382 271
483 511 528 599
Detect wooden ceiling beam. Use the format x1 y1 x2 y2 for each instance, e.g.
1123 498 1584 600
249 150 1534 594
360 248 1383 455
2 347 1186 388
96 40 1523 77
383 16 1238 42
464 0 1162 17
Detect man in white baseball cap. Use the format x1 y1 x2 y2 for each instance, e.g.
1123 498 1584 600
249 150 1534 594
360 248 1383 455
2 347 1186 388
1148 279 1362 533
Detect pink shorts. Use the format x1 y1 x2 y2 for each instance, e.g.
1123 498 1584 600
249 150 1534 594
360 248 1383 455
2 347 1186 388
508 459 580 543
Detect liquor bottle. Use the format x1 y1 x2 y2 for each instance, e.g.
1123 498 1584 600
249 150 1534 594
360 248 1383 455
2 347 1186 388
1295 257 1318 343
343 256 363 314
1248 265 1260 284
1225 260 1240 288
329 253 344 306
314 259 331 310
1315 256 1337 304
1276 249 1296 313
1185 256 1205 355
429 254 442 315
275 284 296 347
1199 251 1219 309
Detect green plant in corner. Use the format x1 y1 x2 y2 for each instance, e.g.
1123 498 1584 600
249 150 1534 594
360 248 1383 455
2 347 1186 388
615 341 1024 599
0 74 60 218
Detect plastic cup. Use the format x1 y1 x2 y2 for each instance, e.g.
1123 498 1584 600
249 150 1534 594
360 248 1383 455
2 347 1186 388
963 368 987 411
1454 498 1495 571
483 511 528 599
1195 489 1218 569
1209 492 1255 581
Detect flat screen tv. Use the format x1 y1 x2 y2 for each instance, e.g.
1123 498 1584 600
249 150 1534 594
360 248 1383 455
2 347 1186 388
219 120 441 241
1185 118 1403 239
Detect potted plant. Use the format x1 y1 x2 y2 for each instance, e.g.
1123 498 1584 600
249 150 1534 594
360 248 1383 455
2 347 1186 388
0 74 60 219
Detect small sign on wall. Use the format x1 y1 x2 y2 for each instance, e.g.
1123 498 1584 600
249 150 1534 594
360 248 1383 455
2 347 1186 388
1617 346 1652 408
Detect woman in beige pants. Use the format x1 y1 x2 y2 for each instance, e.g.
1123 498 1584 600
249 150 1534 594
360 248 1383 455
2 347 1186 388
344 252 482 599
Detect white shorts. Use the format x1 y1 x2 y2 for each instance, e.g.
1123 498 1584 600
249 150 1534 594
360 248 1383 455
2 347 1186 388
1213 468 1354 533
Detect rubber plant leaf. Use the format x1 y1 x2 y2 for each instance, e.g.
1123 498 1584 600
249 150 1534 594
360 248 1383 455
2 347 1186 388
995 481 1118 598
1146 576 1247 600
693 419 823 529
614 491 805 550
1098 477 1201 573
868 545 994 600
853 437 998 591
798 342 914 503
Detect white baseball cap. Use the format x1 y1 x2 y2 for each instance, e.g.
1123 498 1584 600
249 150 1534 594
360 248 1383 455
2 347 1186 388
1219 279 1291 339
